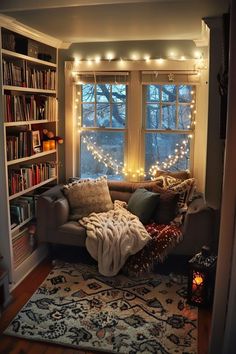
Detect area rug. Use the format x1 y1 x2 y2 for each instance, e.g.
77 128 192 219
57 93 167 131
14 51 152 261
5 262 198 354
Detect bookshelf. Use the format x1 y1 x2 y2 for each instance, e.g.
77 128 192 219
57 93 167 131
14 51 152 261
0 23 59 288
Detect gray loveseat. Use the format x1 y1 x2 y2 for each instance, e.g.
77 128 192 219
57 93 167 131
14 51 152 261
37 179 216 257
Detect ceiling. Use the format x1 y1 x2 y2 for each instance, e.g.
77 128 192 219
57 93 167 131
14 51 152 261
0 0 229 45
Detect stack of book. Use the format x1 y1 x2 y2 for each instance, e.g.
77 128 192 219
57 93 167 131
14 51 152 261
6 130 34 161
9 161 56 195
2 59 56 90
12 228 33 268
4 94 57 122
10 196 35 229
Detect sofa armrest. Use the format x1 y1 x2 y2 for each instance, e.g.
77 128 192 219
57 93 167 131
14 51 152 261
173 199 216 256
37 185 70 243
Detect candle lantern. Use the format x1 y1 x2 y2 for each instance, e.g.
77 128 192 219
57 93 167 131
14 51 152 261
187 246 217 307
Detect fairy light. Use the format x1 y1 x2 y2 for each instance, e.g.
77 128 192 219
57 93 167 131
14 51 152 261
95 56 101 63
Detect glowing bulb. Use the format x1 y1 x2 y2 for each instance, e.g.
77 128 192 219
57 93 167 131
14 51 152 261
95 56 101 63
131 53 139 61
144 55 150 62
156 58 164 64
194 51 202 59
180 56 186 61
106 52 114 61
74 57 81 65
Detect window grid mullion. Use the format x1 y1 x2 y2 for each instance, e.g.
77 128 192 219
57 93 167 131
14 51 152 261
176 84 179 129
110 84 112 128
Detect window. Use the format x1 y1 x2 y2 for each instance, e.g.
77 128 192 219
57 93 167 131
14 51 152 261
144 84 195 174
72 69 196 181
75 73 128 179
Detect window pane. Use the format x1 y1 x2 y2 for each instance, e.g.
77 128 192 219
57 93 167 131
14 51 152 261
178 105 192 129
82 103 95 127
81 84 95 102
162 104 176 129
80 131 124 180
112 85 126 103
96 103 110 127
112 104 126 127
145 133 190 172
179 85 192 103
146 85 160 102
146 104 160 129
96 84 110 102
162 85 177 102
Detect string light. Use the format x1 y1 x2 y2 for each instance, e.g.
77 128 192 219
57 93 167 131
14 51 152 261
72 54 207 66
79 133 193 179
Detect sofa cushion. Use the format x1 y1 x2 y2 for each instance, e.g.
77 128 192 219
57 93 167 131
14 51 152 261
127 188 160 224
153 189 179 224
63 176 113 220
108 179 163 193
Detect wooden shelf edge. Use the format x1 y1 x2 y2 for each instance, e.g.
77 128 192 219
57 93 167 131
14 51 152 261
9 177 57 200
7 150 57 166
2 48 57 67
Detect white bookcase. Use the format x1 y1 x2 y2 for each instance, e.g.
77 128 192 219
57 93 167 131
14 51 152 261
0 19 60 288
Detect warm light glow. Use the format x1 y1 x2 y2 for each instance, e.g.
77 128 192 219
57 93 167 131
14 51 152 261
193 275 204 286
131 53 139 61
95 56 101 63
106 52 114 61
75 57 81 65
194 50 202 59
156 58 163 64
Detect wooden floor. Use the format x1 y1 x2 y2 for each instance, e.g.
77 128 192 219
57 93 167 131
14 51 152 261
0 258 212 354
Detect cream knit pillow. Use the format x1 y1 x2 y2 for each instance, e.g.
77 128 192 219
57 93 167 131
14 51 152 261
63 176 113 220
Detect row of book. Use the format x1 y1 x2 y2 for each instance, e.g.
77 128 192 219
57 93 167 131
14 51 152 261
12 227 34 268
4 94 57 122
10 195 35 229
7 130 35 161
2 59 56 90
9 162 57 196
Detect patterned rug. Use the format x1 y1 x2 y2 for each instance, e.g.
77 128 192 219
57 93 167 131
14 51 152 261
5 262 198 354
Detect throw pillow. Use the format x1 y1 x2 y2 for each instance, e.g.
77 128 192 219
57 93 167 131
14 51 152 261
63 176 113 220
153 189 179 224
154 175 182 189
127 188 160 225
154 169 190 180
167 178 196 210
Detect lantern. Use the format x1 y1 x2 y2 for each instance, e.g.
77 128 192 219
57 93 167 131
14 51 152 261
187 246 217 307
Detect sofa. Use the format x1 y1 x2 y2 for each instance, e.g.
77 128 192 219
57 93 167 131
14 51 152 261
37 177 216 258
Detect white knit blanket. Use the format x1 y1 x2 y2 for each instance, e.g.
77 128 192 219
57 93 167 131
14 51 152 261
79 201 151 276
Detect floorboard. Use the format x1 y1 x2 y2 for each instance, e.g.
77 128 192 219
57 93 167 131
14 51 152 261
0 257 212 354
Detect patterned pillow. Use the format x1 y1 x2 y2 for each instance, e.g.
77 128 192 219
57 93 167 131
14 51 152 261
154 169 190 180
167 178 196 211
63 176 113 220
154 175 182 189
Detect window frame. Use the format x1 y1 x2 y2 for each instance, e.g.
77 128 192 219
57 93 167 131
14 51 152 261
75 81 128 179
65 60 204 184
142 83 195 173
